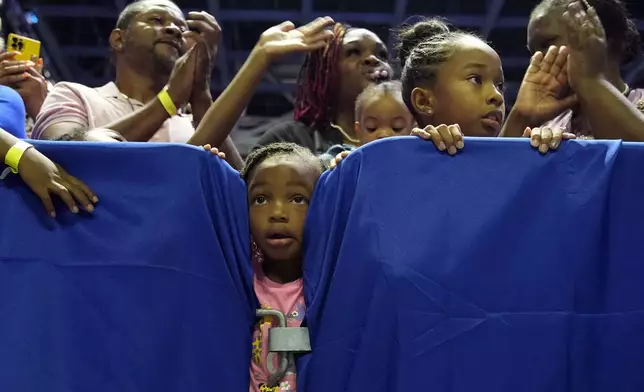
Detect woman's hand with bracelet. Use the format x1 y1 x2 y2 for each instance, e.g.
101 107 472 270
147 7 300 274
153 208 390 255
6 142 98 217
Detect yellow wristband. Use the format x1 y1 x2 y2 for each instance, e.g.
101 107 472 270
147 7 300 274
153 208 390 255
158 87 178 117
5 140 34 174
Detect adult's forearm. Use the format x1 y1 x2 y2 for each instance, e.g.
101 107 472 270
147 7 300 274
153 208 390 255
576 77 644 141
102 98 170 142
188 47 269 148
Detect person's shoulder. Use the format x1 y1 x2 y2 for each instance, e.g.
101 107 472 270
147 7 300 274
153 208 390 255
259 119 315 145
49 81 93 93
266 119 313 136
251 120 314 152
45 81 100 104
33 82 97 139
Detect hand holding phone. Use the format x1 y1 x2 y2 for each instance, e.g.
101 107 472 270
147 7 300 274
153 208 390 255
0 51 33 85
0 45 48 118
6 34 41 62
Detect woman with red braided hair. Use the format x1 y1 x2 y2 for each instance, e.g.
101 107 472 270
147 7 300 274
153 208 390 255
253 23 392 161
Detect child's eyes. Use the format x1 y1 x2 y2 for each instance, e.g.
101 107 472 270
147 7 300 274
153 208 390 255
496 81 507 93
291 195 309 204
252 195 268 205
150 16 163 23
467 75 483 84
393 127 405 133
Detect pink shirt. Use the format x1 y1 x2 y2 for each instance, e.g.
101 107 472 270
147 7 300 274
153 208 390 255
250 260 305 392
32 81 194 142
543 88 644 137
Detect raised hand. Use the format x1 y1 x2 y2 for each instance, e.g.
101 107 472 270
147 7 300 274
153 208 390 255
185 11 221 60
14 66 48 118
0 52 48 118
184 11 220 99
0 51 32 86
186 35 212 100
166 45 200 108
513 45 578 125
563 0 609 89
256 17 335 62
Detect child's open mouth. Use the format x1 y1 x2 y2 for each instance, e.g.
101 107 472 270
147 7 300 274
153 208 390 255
266 233 295 247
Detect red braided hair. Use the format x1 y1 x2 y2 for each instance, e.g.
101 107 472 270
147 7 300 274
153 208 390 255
294 23 351 129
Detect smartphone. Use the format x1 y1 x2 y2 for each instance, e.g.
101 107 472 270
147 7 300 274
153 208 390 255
6 33 41 62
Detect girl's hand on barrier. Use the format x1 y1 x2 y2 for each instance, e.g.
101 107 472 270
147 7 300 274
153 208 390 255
523 126 576 154
329 150 350 169
203 144 226 159
411 124 464 156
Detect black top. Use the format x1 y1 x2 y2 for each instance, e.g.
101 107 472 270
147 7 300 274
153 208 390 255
253 120 346 155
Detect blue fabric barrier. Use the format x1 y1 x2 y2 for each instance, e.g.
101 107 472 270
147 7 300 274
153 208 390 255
0 85 27 138
301 138 644 392
0 142 254 392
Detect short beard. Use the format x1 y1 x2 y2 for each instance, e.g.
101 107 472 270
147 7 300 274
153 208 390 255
123 40 175 83
152 51 175 80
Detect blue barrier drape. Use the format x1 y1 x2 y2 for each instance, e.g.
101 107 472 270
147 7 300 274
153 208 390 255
0 142 254 392
300 138 644 392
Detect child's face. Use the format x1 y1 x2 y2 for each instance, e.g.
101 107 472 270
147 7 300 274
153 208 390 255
247 155 320 265
416 36 506 137
355 94 415 145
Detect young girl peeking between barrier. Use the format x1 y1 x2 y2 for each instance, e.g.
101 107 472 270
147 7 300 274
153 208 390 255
242 143 325 392
204 142 316 391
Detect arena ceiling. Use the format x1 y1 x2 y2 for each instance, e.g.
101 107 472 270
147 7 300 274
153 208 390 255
3 0 644 117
